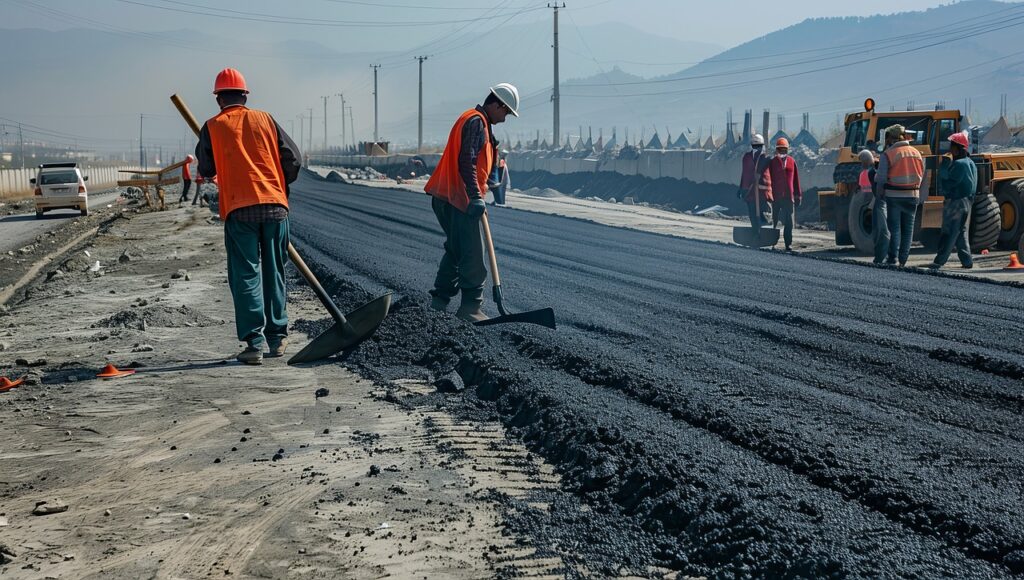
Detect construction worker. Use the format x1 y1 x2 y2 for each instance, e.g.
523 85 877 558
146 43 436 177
858 149 889 264
178 154 195 204
425 83 519 322
738 134 773 241
929 131 977 269
492 149 510 207
768 138 801 251
875 125 924 266
192 174 205 206
195 68 302 364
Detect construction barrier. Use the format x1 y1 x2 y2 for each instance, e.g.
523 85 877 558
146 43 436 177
0 165 140 200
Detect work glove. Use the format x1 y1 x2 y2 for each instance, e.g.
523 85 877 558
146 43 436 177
795 197 802 207
466 198 487 218
736 187 745 200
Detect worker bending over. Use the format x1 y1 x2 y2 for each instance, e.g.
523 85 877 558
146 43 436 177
858 149 888 264
196 68 302 364
929 131 977 270
425 83 519 322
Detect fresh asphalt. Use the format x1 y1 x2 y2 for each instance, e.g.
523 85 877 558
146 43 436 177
289 173 1024 578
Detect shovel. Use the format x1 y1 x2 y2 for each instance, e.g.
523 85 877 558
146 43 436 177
474 212 556 329
169 93 391 364
732 151 780 248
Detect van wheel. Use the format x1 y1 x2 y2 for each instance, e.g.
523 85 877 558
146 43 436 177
995 179 1024 249
969 192 1000 252
80 207 89 217
35 210 44 219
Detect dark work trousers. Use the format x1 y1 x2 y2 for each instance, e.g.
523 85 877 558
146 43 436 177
430 196 486 303
872 195 890 264
192 182 203 205
933 197 973 267
746 199 763 242
886 197 918 265
773 198 795 248
178 179 192 203
224 217 289 350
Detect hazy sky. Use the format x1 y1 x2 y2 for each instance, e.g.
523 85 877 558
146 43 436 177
3 0 961 50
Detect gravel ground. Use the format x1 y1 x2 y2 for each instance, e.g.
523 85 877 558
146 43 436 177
288 173 1024 578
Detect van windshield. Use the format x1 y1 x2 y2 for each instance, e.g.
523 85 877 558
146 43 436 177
39 171 79 185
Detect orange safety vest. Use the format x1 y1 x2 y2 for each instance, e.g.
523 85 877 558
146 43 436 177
883 144 924 193
424 109 493 213
205 105 289 220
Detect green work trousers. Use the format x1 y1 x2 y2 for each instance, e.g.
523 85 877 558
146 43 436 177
224 217 289 349
430 196 486 302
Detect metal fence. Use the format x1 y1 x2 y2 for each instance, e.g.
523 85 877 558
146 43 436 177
0 165 141 200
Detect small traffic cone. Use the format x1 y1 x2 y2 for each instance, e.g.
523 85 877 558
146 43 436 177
1005 252 1024 271
0 376 25 392
96 364 136 379
981 249 990 255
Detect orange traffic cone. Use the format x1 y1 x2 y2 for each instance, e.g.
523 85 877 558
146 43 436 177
1005 252 1024 271
96 364 136 379
0 376 25 392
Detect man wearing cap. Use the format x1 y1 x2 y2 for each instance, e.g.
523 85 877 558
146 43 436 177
768 137 801 251
929 131 977 269
738 134 773 242
195 68 302 365
425 84 519 322
875 125 924 266
858 148 889 264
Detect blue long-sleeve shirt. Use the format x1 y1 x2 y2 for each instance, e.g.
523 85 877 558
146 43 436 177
938 155 977 201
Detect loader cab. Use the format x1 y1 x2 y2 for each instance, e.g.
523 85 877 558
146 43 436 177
839 108 962 164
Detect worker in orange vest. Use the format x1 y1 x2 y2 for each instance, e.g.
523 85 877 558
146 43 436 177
425 83 519 322
195 68 302 364
768 137 801 251
178 154 195 204
875 124 924 266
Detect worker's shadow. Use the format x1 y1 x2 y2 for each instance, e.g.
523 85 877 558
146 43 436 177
139 351 353 373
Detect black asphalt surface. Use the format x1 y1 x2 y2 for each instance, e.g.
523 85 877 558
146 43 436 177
289 173 1024 578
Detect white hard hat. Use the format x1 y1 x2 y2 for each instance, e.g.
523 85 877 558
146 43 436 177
489 83 520 117
751 134 765 146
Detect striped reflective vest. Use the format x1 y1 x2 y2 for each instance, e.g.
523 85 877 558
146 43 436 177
883 143 924 197
205 106 289 220
424 109 493 213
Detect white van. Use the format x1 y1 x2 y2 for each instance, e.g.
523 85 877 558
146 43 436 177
31 163 89 218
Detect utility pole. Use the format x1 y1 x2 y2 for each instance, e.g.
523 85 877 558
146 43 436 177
348 105 356 152
298 114 305 156
139 114 145 170
371 64 381 143
415 56 428 152
321 95 329 152
307 107 314 156
336 93 346 153
549 3 564 148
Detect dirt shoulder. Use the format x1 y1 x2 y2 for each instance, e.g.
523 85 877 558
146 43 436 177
0 205 564 578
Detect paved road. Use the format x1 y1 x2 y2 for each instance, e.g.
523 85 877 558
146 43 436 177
290 175 1024 578
0 189 122 254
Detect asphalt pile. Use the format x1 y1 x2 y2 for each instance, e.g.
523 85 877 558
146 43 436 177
288 174 1024 578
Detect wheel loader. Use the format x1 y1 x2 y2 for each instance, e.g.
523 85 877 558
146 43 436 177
818 99 1024 255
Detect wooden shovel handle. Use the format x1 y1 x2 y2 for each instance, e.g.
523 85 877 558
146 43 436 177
480 212 501 287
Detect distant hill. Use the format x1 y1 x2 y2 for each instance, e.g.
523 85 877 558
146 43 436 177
502 0 1024 147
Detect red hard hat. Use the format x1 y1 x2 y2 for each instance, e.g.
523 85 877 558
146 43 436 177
186 154 195 163
214 68 249 94
776 137 790 149
949 131 969 148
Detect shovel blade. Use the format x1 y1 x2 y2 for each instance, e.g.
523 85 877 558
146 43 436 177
288 293 392 364
474 307 556 329
732 226 779 248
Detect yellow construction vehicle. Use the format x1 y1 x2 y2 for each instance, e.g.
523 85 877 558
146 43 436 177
818 99 1024 254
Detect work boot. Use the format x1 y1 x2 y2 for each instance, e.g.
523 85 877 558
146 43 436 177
455 292 488 323
236 346 263 365
430 295 450 312
267 338 288 358
926 262 942 270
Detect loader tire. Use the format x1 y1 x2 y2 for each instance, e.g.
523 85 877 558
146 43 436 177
995 180 1024 249
969 192 999 253
847 190 876 255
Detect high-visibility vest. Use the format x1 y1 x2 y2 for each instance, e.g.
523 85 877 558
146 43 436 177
425 109 493 213
205 105 289 220
883 144 924 193
858 169 873 194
